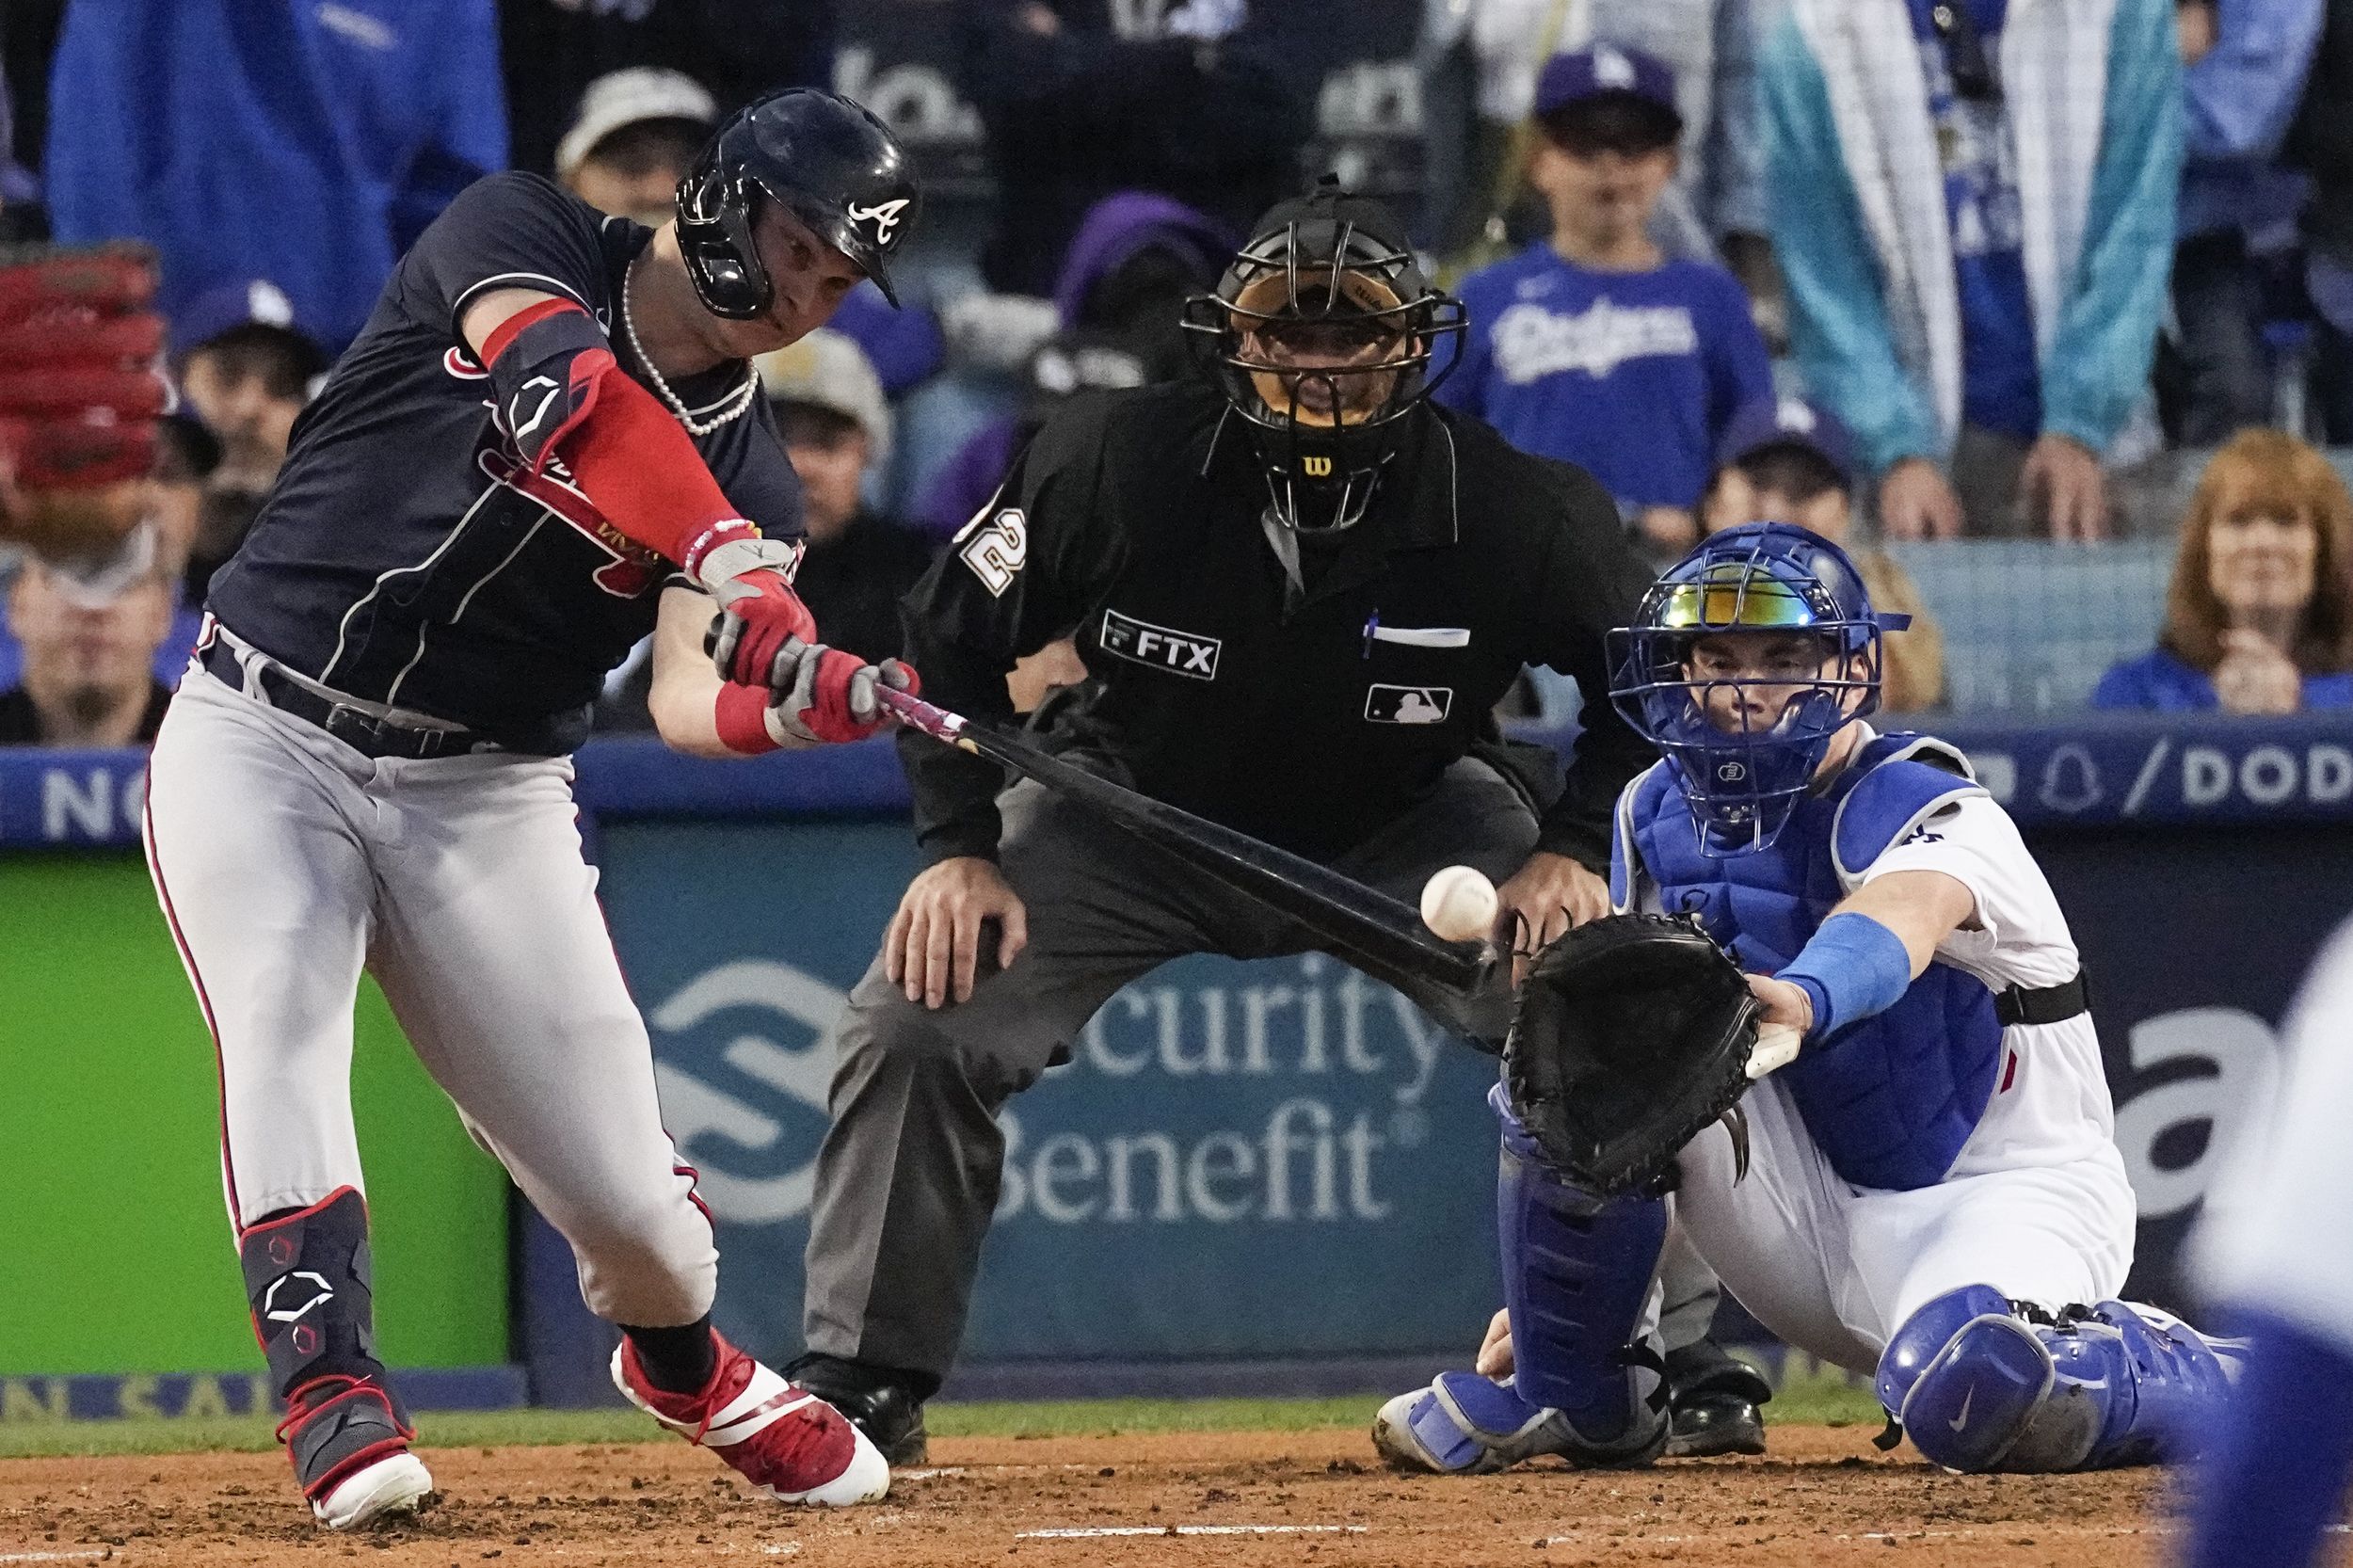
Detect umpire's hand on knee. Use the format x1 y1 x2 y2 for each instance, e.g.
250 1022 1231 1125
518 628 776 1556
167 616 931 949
1497 851 1612 985
886 856 1030 1008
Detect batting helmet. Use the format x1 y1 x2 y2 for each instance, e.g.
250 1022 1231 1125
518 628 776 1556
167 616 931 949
675 88 920 318
1180 176 1465 534
1608 522 1913 856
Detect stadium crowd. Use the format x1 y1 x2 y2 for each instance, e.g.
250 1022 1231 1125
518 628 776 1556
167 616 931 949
0 0 2347 746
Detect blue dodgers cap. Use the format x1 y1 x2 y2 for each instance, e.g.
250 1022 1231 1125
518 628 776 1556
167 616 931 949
1533 43 1682 127
1713 395 1860 489
170 278 318 359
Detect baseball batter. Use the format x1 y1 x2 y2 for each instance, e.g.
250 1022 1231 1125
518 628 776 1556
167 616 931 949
143 90 918 1528
1377 523 2245 1475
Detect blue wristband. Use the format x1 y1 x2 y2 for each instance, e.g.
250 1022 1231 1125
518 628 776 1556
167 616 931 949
1778 912 1913 1040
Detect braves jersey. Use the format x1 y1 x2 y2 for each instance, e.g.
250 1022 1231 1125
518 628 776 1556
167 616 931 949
205 172 804 748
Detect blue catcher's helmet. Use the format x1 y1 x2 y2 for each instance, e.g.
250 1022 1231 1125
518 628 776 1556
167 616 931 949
1607 522 1913 856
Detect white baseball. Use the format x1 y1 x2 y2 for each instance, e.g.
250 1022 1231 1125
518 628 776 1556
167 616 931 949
1419 865 1500 944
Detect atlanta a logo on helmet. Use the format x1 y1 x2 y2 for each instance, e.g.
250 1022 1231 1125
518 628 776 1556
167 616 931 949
846 198 910 248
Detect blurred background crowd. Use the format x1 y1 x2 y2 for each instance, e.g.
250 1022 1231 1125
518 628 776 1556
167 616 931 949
1 0 2347 750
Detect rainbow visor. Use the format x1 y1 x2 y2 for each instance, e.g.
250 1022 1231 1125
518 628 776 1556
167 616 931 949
1653 565 1824 632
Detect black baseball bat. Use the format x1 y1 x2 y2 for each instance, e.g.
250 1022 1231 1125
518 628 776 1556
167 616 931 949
875 683 1494 998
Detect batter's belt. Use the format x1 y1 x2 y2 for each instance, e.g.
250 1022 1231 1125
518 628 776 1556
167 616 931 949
200 632 577 760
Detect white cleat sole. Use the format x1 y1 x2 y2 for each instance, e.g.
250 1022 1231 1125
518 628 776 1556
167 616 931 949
312 1451 433 1529
1369 1391 1449 1473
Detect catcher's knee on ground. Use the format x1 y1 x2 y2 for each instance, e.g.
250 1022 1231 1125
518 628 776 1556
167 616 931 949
1876 1287 2246 1472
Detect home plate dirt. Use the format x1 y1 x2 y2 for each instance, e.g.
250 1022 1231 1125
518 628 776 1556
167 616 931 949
0 1426 2304 1568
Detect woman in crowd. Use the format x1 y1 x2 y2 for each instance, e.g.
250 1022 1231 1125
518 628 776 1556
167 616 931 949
2094 430 2353 713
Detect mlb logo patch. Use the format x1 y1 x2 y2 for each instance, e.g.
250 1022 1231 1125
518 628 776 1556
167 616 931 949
1365 684 1452 724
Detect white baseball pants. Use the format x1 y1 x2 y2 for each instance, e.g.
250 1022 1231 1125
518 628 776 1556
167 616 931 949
144 666 716 1327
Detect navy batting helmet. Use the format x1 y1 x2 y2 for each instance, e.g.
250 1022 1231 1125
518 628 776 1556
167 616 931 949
675 88 919 318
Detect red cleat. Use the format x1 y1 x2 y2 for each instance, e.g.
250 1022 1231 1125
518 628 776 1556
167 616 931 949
611 1332 889 1506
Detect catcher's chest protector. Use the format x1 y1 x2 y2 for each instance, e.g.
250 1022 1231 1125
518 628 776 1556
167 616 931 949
1624 734 2004 1191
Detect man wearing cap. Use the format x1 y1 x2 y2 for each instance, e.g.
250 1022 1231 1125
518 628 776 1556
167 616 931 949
1435 45 1772 559
1700 396 1945 711
559 69 722 232
756 329 936 664
171 280 329 591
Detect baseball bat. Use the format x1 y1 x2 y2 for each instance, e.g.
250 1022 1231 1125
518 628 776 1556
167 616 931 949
874 683 1494 998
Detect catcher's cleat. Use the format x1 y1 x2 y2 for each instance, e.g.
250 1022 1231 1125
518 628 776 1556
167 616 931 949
783 1353 930 1466
1372 1370 1666 1475
613 1332 889 1505
277 1375 432 1529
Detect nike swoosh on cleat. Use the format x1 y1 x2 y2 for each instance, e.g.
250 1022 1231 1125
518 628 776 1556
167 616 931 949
1948 1387 1974 1432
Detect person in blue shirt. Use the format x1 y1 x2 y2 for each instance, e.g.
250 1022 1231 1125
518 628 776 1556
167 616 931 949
46 0 508 354
2094 429 2353 712
1435 45 1772 558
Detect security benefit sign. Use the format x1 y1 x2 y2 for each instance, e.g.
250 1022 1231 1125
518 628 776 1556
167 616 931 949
594 820 1504 1368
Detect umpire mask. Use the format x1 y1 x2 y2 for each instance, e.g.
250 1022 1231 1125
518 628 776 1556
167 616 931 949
1182 178 1464 534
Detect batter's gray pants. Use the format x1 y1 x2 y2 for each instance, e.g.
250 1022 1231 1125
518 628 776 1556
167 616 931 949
801 759 1722 1384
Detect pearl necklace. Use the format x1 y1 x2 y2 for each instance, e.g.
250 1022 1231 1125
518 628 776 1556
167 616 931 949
620 253 758 437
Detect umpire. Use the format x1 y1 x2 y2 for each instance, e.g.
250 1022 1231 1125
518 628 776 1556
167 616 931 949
791 179 1742 1458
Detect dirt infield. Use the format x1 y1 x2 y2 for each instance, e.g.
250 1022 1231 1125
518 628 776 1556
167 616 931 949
0 1424 2254 1568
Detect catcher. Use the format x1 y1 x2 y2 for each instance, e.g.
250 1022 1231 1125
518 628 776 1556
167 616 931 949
1376 522 2246 1475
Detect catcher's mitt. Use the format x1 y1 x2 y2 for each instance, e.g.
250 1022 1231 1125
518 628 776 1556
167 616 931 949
1504 912 1761 1196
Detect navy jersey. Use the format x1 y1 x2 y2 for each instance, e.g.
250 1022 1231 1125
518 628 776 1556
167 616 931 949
206 172 803 745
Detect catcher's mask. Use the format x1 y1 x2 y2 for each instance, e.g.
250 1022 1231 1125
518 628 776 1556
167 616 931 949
1607 522 1911 856
1180 177 1465 534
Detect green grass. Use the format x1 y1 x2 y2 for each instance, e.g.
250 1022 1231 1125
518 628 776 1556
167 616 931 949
0 1379 1884 1461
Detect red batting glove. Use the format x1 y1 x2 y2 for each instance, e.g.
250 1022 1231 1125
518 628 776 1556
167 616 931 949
709 567 819 688
772 644 920 744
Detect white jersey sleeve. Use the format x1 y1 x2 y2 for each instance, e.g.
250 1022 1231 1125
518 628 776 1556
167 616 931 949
1856 793 2081 992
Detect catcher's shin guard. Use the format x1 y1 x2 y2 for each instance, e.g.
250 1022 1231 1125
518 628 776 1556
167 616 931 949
1878 1288 2247 1472
1492 1083 1670 1461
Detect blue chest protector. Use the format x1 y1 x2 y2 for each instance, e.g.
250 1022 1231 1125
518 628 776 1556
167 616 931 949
1614 734 2006 1192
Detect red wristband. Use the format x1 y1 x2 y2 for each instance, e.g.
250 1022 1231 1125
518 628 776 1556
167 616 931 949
714 682 778 755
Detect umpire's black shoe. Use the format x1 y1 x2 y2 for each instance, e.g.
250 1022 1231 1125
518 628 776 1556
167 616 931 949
1662 1339 1772 1459
784 1354 930 1466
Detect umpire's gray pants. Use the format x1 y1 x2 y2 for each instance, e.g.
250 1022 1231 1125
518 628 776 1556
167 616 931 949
801 759 1719 1383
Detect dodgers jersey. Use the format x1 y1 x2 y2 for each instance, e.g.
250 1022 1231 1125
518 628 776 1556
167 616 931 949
205 172 804 746
1434 244 1772 512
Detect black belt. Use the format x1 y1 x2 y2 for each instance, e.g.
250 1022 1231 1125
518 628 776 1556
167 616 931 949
201 640 489 761
1994 971 2089 1028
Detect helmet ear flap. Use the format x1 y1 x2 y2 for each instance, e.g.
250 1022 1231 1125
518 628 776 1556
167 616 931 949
676 165 773 320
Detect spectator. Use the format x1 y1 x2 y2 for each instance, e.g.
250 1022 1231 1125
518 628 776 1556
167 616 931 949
170 280 326 601
1417 0 1769 283
1699 395 1945 712
555 69 718 232
1435 46 1773 556
921 191 1231 539
2094 429 2353 712
45 0 506 353
2288 0 2353 441
2158 0 2325 445
755 331 934 664
0 527 175 745
955 1 1312 296
1761 0 2183 541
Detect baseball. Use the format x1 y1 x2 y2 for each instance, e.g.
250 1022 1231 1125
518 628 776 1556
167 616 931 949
1419 864 1500 944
